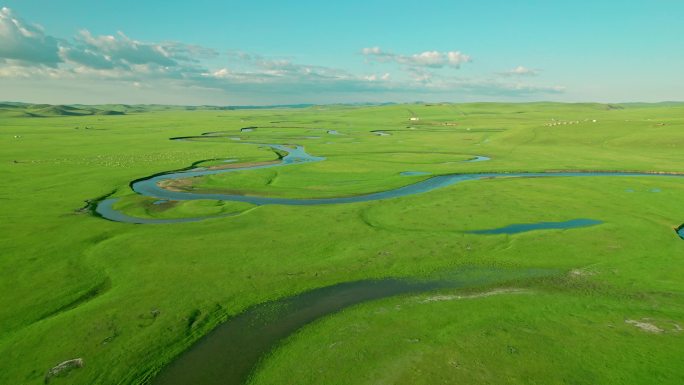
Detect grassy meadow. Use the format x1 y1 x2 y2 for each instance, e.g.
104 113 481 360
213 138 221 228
1 102 684 384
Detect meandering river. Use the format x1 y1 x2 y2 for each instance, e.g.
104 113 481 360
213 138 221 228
96 142 681 226
90 136 684 384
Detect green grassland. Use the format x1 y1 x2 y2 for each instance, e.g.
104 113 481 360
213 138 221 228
1 102 684 384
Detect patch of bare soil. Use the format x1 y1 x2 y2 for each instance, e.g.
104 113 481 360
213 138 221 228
45 358 84 383
420 288 528 303
625 319 664 333
624 318 682 334
158 177 195 192
568 269 596 277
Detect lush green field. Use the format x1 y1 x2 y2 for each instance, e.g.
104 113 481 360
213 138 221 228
2 102 684 384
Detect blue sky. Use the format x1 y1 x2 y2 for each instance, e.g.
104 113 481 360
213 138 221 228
1 0 682 105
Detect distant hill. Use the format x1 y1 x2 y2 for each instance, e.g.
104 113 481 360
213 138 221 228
0 103 126 117
0 102 321 116
0 101 682 118
30 105 95 116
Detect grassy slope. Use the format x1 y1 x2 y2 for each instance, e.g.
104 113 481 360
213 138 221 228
0 103 683 384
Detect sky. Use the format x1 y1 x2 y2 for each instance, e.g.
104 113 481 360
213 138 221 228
1 0 683 105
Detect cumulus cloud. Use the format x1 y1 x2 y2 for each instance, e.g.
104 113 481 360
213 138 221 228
500 65 540 76
362 46 471 69
75 30 175 67
60 30 216 76
59 45 114 70
0 61 64 78
447 51 470 67
0 7 217 79
0 7 563 103
364 73 391 81
0 7 62 66
214 51 363 86
361 46 394 62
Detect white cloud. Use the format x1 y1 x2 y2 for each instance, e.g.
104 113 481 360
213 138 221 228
212 68 231 78
364 72 391 81
0 7 62 66
76 30 175 67
501 65 540 76
216 51 362 86
406 67 433 82
0 61 63 77
361 46 395 63
447 51 470 67
59 45 114 70
61 30 215 75
361 47 381 55
0 7 563 104
0 7 215 81
405 51 444 67
362 47 472 69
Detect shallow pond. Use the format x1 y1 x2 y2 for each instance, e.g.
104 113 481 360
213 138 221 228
468 218 603 235
463 155 491 162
